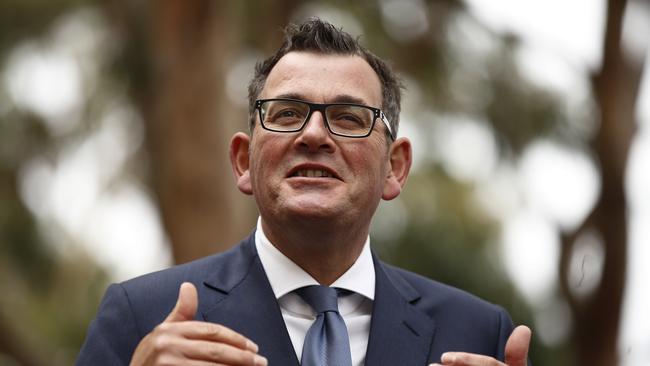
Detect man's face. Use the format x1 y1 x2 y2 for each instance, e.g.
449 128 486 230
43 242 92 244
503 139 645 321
238 52 399 230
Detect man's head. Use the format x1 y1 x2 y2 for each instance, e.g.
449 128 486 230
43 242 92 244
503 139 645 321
247 18 403 139
231 18 412 247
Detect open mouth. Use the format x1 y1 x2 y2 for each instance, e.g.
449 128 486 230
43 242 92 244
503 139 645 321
287 165 341 180
291 169 334 178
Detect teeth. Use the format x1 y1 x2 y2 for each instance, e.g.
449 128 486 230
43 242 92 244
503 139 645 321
294 169 334 178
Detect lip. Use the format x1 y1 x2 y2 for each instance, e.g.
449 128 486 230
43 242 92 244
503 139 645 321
286 163 342 181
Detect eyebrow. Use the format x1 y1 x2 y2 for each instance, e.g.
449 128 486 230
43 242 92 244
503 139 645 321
273 93 369 106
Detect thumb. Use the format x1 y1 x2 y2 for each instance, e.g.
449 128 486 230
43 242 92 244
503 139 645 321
165 282 198 322
505 325 532 366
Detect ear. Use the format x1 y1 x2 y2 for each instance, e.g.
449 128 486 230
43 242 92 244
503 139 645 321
382 137 412 200
229 132 253 195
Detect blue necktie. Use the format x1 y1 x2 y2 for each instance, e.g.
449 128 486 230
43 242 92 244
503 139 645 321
296 285 353 366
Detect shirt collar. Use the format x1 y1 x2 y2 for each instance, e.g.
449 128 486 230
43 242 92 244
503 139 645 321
255 217 375 301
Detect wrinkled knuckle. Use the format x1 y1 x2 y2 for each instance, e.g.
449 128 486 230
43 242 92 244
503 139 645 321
235 350 255 364
155 322 172 333
152 334 173 352
454 354 473 365
208 323 224 338
246 352 257 364
236 336 248 349
208 345 226 361
452 353 465 361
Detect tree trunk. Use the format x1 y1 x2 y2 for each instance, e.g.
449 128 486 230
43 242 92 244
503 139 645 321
144 1 255 263
107 1 256 263
107 1 301 264
559 0 646 365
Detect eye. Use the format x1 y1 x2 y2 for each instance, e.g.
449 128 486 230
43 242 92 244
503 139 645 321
277 109 299 118
267 106 306 126
338 114 363 123
330 110 367 127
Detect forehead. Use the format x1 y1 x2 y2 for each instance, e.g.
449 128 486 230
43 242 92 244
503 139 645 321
261 51 383 107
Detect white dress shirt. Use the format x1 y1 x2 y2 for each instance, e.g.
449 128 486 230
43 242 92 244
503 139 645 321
254 218 375 366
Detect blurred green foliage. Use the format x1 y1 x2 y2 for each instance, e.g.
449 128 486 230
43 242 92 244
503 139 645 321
0 1 109 365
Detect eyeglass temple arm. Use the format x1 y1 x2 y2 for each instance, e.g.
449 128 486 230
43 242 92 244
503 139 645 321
380 111 395 140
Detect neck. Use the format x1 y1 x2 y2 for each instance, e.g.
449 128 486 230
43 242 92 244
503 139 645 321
260 217 368 286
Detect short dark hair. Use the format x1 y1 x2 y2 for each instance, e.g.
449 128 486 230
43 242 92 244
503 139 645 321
247 18 403 138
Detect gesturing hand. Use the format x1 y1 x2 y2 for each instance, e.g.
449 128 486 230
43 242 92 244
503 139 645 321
429 325 532 366
130 282 267 366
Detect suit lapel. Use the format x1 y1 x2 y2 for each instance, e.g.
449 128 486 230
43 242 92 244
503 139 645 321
365 256 436 365
200 235 299 366
196 235 436 365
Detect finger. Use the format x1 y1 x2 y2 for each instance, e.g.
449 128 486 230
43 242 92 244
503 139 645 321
158 359 227 366
160 321 259 352
165 282 198 323
142 356 232 366
181 339 267 365
505 325 532 366
441 352 502 366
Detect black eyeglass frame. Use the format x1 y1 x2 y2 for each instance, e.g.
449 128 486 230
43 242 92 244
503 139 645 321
254 98 395 140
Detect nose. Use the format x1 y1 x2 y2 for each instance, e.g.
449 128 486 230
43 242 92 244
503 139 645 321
294 111 336 153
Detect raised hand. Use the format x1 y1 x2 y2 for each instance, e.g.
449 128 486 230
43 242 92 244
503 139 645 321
130 282 267 366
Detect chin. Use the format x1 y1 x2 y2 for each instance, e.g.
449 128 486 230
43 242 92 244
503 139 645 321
285 202 342 221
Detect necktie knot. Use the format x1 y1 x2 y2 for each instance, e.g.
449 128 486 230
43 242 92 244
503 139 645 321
295 285 352 366
295 285 339 314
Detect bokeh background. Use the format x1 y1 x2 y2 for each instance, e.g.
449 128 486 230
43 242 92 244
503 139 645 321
0 0 648 365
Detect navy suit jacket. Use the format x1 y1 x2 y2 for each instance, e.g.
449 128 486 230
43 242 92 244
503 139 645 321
76 233 514 365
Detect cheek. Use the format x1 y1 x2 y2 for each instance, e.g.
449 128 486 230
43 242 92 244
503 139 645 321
248 148 267 189
346 147 389 191
249 145 283 191
353 138 389 170
254 134 289 158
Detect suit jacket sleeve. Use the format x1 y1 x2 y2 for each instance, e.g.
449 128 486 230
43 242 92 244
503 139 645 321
495 305 514 361
76 283 142 365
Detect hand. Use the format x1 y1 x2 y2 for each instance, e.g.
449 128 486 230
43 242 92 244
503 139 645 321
429 325 531 366
130 282 267 366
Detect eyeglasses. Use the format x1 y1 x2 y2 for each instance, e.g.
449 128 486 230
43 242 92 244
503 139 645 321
254 98 395 140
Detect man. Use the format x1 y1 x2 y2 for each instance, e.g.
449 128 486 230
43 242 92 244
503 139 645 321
76 18 531 366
